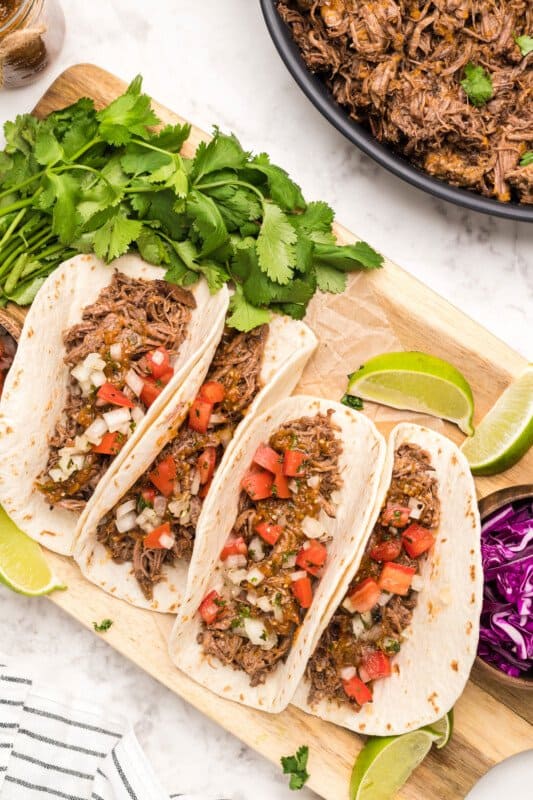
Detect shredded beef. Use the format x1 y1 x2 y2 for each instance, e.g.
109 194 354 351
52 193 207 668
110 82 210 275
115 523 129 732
278 0 533 204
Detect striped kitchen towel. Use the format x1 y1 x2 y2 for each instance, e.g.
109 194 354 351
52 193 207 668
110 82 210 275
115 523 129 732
0 656 219 800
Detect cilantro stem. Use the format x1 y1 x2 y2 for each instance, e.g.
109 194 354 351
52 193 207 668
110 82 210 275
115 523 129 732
0 172 44 201
0 192 41 218
0 208 26 249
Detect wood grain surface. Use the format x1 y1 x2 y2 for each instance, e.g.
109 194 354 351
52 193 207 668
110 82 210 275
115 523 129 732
5 64 531 800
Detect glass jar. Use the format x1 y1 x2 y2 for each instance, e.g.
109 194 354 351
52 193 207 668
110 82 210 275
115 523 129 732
0 0 65 89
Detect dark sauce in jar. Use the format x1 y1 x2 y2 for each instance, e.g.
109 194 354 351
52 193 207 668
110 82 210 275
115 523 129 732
0 0 65 89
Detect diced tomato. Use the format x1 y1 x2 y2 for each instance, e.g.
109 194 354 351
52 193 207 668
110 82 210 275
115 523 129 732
369 538 403 562
144 522 173 550
97 382 134 408
402 524 435 558
92 431 125 455
149 454 177 497
199 380 226 404
347 578 381 613
342 675 373 705
253 444 283 474
272 470 291 499
146 347 171 379
255 521 283 546
381 504 411 528
158 367 174 386
360 650 391 682
199 479 212 499
141 488 156 506
241 468 273 501
197 447 217 485
188 398 213 433
296 541 327 577
140 377 162 408
283 450 306 477
378 562 415 595
221 535 248 560
199 590 221 624
291 575 313 609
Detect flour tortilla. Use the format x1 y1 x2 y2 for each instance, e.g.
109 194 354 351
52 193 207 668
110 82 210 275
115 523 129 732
0 253 229 555
292 422 482 735
73 316 318 612
169 396 386 712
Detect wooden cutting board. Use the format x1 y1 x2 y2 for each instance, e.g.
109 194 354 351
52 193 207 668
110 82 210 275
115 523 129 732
7 64 532 800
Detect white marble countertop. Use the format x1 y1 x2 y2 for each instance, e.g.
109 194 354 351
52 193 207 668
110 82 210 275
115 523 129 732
0 2 531 799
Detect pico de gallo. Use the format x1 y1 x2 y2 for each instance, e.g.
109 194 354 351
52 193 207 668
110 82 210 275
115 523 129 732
95 325 268 600
306 442 440 709
197 410 343 687
37 272 196 512
0 326 17 398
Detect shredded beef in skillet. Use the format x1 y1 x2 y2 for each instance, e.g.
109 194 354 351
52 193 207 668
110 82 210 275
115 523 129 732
96 325 268 600
278 0 533 203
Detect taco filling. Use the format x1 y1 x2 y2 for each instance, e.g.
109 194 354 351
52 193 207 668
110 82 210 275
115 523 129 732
197 410 343 687
95 325 268 600
0 327 16 398
37 272 196 512
306 443 440 709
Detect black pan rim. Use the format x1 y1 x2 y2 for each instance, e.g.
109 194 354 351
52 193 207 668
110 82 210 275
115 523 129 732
260 0 533 224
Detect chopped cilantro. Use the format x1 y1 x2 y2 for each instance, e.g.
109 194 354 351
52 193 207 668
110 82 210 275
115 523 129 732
281 745 310 791
260 630 267 641
460 63 493 107
520 151 533 167
341 393 363 410
93 619 113 633
515 34 533 57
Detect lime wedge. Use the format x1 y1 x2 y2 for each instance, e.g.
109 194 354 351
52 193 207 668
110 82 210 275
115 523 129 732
347 352 474 435
350 730 434 800
461 365 533 475
423 709 454 749
0 506 66 596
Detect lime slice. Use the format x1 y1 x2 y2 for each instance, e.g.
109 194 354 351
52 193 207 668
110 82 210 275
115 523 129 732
423 709 454 749
461 365 533 476
350 730 434 800
347 352 475 435
0 506 66 596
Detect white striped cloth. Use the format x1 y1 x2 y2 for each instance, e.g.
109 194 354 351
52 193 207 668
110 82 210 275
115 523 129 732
0 656 221 800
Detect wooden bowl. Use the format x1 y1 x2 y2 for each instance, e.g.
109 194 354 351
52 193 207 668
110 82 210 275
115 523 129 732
476 484 533 691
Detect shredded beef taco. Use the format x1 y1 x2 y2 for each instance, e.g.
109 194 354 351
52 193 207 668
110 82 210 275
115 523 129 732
0 253 229 555
73 316 318 611
293 422 482 734
169 396 386 712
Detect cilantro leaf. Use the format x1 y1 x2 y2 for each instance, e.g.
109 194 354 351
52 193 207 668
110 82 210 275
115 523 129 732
515 35 533 57
290 200 334 233
165 249 199 287
137 230 169 265
227 284 271 332
461 63 493 107
47 173 81 244
93 619 113 633
149 122 192 152
97 75 159 145
341 393 363 410
248 152 306 211
192 129 247 182
313 241 383 271
256 201 297 284
520 151 533 167
34 126 63 166
187 189 228 256
315 264 347 293
93 211 143 261
196 259 230 293
281 745 310 791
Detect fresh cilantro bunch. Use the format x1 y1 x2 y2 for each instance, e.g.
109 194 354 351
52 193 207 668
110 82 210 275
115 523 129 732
0 76 382 329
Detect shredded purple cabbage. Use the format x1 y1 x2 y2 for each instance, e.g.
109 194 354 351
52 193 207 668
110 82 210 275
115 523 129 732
478 497 533 678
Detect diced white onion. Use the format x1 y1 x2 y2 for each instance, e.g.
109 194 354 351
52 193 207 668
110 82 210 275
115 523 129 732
248 536 265 562
208 412 226 426
126 369 144 397
290 570 307 582
90 370 106 388
225 554 247 569
73 435 91 453
103 407 131 432
284 554 297 569
302 516 325 539
48 468 64 483
131 405 145 424
168 497 189 520
71 363 90 384
159 533 175 549
243 617 268 646
151 348 165 366
408 497 425 520
116 422 132 437
307 474 320 489
153 495 167 517
115 511 137 533
190 469 201 496
257 596 272 613
135 507 161 533
351 615 365 637
228 568 248 585
116 499 137 518
260 631 278 651
273 601 284 622
85 353 106 371
246 591 258 605
288 479 299 494
247 567 264 586
378 591 392 607
411 575 424 592
342 596 357 615
110 343 122 361
340 666 356 681
302 540 311 550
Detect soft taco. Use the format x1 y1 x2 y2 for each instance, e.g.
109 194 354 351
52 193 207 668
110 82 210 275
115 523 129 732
292 422 482 735
73 316 317 612
0 253 229 555
169 396 386 712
